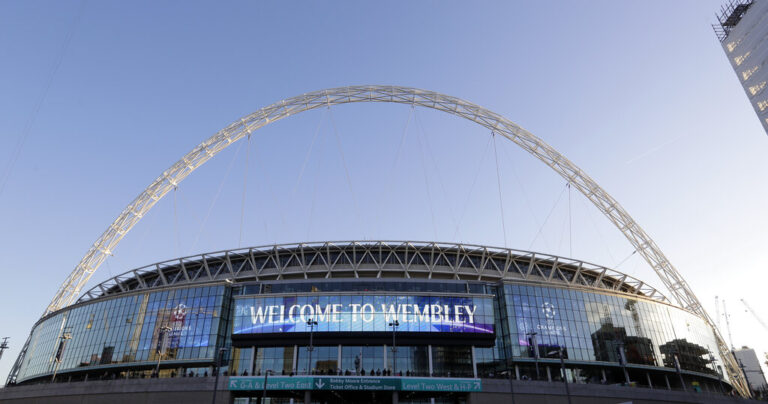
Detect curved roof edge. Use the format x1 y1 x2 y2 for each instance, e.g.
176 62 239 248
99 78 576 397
78 241 669 305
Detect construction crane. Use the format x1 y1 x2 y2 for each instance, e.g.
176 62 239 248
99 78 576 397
715 296 723 331
723 300 735 350
741 299 768 332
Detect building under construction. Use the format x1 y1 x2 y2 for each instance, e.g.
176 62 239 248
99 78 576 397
714 0 768 136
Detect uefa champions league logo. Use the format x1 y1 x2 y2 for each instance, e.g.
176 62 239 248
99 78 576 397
535 301 567 336
172 303 188 321
541 302 556 319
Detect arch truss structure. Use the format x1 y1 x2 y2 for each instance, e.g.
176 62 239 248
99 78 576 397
41 85 748 394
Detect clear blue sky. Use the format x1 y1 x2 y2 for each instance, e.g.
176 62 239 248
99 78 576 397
1 0 767 381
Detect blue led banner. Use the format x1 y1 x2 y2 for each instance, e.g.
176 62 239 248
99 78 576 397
233 295 494 334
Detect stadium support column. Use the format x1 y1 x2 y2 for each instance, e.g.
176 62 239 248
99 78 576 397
390 320 399 375
292 345 298 374
526 332 540 380
384 345 387 372
428 345 435 404
617 342 630 385
249 347 256 376
555 347 571 404
673 353 686 392
428 345 433 376
306 319 318 375
212 348 227 404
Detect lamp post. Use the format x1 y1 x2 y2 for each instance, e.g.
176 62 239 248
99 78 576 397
548 347 571 404
616 342 630 385
211 347 228 404
672 352 686 392
155 326 172 376
306 318 318 375
51 330 72 383
708 353 726 394
525 332 540 380
259 369 273 404
506 357 516 404
389 320 399 375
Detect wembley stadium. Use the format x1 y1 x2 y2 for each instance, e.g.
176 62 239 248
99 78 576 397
1 242 742 403
0 86 753 403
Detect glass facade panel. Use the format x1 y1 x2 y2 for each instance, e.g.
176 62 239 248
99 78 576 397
231 347 253 376
256 281 471 295
15 277 730 388
296 346 338 374
499 284 726 379
431 346 473 377
341 346 384 375
390 346 429 376
18 285 229 381
253 347 295 375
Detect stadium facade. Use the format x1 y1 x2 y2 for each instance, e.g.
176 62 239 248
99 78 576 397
2 241 739 403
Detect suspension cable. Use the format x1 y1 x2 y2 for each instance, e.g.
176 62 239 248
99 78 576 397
615 249 637 268
566 182 573 258
413 112 439 241
375 106 414 236
452 134 493 241
173 187 180 257
0 0 86 200
326 106 365 238
306 114 329 241
293 108 327 195
251 143 287 239
492 132 508 248
104 257 114 279
414 108 459 233
528 183 569 251
191 140 246 251
556 206 570 256
238 134 251 248
575 188 617 264
500 140 551 251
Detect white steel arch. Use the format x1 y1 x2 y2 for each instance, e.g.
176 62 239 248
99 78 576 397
42 85 748 394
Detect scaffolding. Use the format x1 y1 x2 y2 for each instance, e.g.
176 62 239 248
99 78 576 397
713 0 754 41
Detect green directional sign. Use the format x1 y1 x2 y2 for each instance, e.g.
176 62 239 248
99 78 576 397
228 376 313 391
401 377 482 392
228 376 482 392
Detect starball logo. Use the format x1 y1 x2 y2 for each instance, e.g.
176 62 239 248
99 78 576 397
541 302 557 319
172 303 188 322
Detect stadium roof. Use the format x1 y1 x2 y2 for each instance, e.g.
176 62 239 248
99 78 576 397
76 241 668 305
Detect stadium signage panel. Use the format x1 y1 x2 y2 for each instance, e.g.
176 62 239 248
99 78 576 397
233 295 494 334
249 303 477 324
228 376 482 392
